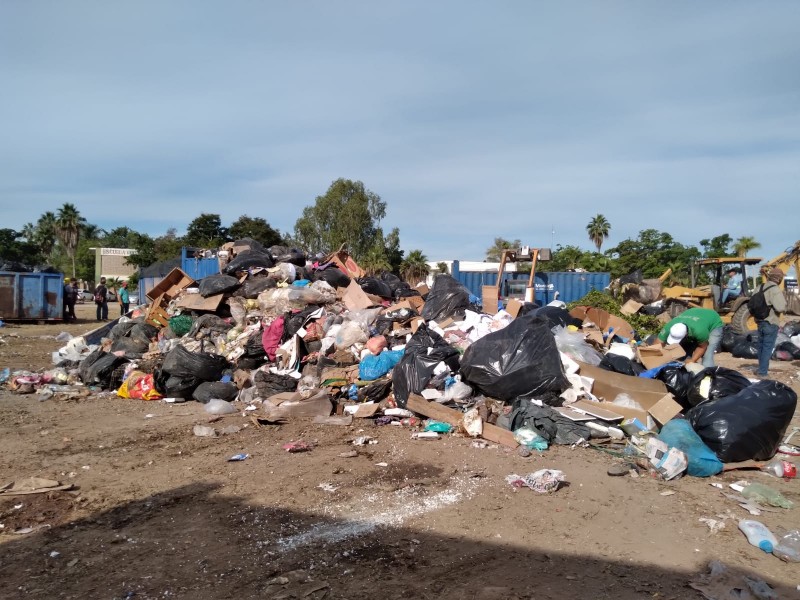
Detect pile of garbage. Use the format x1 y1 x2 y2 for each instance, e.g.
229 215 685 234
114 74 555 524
4 240 799 485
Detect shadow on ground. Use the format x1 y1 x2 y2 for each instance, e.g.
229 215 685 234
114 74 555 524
0 483 794 600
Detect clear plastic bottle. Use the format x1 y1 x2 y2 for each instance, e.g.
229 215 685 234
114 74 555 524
761 459 797 478
739 520 778 553
773 530 800 562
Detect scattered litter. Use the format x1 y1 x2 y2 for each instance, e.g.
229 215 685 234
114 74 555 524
0 478 73 496
506 470 566 493
660 490 676 496
338 450 358 458
317 483 338 492
193 425 217 437
411 431 440 440
49 551 60 558
375 462 389 467
699 517 725 534
352 436 377 446
227 453 250 462
690 561 778 600
283 440 314 453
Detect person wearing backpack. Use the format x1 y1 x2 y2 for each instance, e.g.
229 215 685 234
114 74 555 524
754 268 787 377
94 277 109 322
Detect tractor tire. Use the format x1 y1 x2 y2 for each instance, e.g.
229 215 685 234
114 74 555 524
731 302 757 335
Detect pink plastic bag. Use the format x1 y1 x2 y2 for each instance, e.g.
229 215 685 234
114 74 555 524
262 316 285 361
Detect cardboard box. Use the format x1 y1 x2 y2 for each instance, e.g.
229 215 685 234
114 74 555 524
321 248 365 279
175 292 224 312
342 280 376 311
415 283 429 296
636 344 686 370
577 363 682 426
569 306 635 341
620 299 643 315
505 298 523 319
146 268 196 302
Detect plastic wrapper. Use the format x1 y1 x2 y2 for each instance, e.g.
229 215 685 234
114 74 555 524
421 275 472 322
193 381 238 403
267 263 297 283
657 419 723 477
599 353 643 377
552 326 603 365
161 345 228 382
357 277 393 298
204 399 238 414
460 314 568 403
685 367 751 407
117 371 162 401
169 314 193 337
359 349 404 381
687 380 798 462
392 324 460 407
224 249 275 274
258 288 293 315
198 274 240 297
443 380 473 401
513 427 549 450
335 321 368 349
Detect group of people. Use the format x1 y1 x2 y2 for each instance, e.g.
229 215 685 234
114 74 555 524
655 268 787 377
61 277 131 322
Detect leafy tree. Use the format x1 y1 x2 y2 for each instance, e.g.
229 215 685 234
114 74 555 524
607 229 700 279
0 229 43 264
360 245 392 276
401 249 430 285
56 203 86 278
436 261 449 275
485 237 520 261
153 228 185 262
586 214 611 252
383 227 403 274
34 211 58 262
185 213 227 248
293 178 387 259
539 245 584 272
228 215 282 247
699 234 734 258
733 236 761 257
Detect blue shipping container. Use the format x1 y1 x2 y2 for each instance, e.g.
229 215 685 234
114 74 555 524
0 271 65 320
181 248 220 281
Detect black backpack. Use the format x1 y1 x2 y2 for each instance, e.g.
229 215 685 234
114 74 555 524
748 283 774 320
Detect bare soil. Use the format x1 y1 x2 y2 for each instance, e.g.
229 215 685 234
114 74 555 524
1 308 798 599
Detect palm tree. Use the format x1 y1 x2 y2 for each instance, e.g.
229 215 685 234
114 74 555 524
586 214 611 252
733 236 761 257
485 237 520 261
21 222 36 242
35 212 58 262
401 250 431 285
56 203 86 278
360 246 392 276
436 261 449 275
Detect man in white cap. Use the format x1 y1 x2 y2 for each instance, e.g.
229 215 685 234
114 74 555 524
655 307 724 367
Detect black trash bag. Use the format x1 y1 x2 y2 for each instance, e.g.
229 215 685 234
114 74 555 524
530 306 582 329
421 275 471 322
268 245 307 267
224 249 275 274
110 321 137 340
233 238 266 254
720 325 747 353
392 324 461 408
358 378 393 403
656 365 695 406
199 274 241 297
357 277 393 299
254 369 298 398
186 314 233 339
283 306 321 340
460 314 569 403
244 332 267 360
508 400 591 445
153 367 200 399
732 339 759 359
161 345 228 381
599 353 645 377
395 287 422 299
640 303 666 316
619 269 643 285
773 341 800 360
685 367 752 408
780 321 800 337
517 302 541 317
111 336 148 357
79 350 128 388
687 380 797 462
129 323 159 346
0 261 31 273
242 277 277 299
193 381 239 403
313 267 351 289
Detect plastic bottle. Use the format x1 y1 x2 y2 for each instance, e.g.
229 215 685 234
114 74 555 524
773 530 800 563
761 459 797 479
738 520 778 553
742 482 795 509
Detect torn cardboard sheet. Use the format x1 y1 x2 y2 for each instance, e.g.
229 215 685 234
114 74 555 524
569 306 635 341
637 344 685 370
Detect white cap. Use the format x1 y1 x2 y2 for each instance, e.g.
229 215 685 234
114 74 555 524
666 322 688 345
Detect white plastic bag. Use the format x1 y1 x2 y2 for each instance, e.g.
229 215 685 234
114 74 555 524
552 326 603 365
204 399 238 415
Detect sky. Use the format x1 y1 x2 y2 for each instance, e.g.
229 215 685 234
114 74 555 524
1 2 798 265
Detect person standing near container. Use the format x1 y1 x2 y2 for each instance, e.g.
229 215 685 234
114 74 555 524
754 268 787 377
63 278 76 321
94 277 108 321
118 281 130 315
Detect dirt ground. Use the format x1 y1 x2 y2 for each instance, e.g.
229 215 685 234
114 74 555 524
1 305 799 600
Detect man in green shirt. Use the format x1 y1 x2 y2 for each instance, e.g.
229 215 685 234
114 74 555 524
655 307 724 367
118 281 130 316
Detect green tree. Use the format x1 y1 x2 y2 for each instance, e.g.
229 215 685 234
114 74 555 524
539 244 584 272
383 227 404 274
607 229 700 279
228 215 282 247
34 211 58 263
360 245 392 276
185 213 227 248
153 228 185 262
0 229 43 264
56 203 86 278
586 214 611 252
699 234 733 258
485 237 520 261
293 178 387 259
436 261 449 275
401 249 430 285
733 236 761 257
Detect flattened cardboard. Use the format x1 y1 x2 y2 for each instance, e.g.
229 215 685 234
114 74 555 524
263 390 332 419
482 285 499 316
620 299 643 315
415 283 429 296
637 344 686 370
353 403 380 418
342 280 375 311
555 406 596 422
505 298 523 319
570 400 625 422
410 317 423 333
570 306 635 341
175 292 224 312
406 296 425 311
648 393 683 426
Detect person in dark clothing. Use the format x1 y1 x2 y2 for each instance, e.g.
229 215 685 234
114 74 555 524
63 278 77 321
95 277 109 321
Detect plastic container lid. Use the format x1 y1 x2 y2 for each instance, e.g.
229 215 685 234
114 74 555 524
759 540 774 553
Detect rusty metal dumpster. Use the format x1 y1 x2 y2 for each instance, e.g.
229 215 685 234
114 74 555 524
0 272 64 321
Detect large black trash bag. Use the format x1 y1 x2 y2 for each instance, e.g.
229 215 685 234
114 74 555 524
358 378 393 403
508 400 590 445
357 277 393 299
111 336 148 357
284 306 320 340
193 381 239 402
687 380 797 462
379 272 411 298
619 269 643 285
531 306 582 329
599 353 644 377
460 314 569 403
781 321 800 337
774 341 800 360
254 369 298 398
267 245 306 267
153 367 200 399
161 345 228 381
199 274 241 297
313 267 351 289
685 367 752 408
656 365 695 406
732 339 759 359
234 238 266 254
392 324 460 408
129 323 159 346
79 350 128 388
110 321 137 340
242 277 276 299
640 304 666 316
187 314 233 339
421 275 471 322
395 287 422 299
224 249 275 274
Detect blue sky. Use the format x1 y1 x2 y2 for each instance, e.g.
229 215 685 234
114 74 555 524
1 2 798 264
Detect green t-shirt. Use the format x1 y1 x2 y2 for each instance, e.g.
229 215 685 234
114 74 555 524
657 308 723 343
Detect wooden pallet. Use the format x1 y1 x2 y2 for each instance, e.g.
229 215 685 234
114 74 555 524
145 293 170 328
